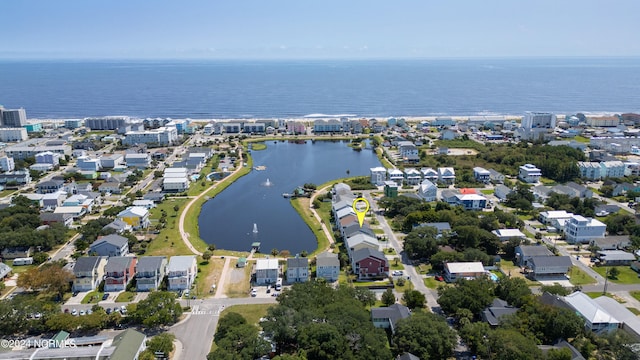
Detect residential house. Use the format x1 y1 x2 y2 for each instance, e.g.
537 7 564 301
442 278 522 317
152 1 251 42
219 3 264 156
515 245 554 267
398 141 419 162
578 161 604 180
117 206 150 229
370 167 387 186
316 251 340 281
1 246 34 259
0 263 12 279
39 212 73 228
135 256 168 291
342 222 375 240
420 167 438 182
443 262 485 283
99 154 124 169
416 222 452 236
63 193 94 213
539 210 573 225
53 205 86 219
89 234 129 257
387 169 404 185
346 233 379 257
384 181 399 198
36 179 65 194
0 170 31 186
42 191 67 210
600 161 625 179
125 153 151 169
437 167 456 185
132 199 155 210
563 291 621 334
371 304 411 334
255 258 279 285
167 255 197 291
488 169 505 184
103 219 133 234
564 215 606 244
528 256 572 280
286 257 309 283
110 329 147 360
417 180 437 202
404 168 422 185
492 229 527 242
473 167 491 183
494 184 513 201
143 192 166 203
519 164 542 183
595 296 640 341
597 250 636 266
440 129 459 140
77 156 101 172
72 256 107 292
104 256 137 292
481 298 519 327
590 236 631 251
351 248 389 280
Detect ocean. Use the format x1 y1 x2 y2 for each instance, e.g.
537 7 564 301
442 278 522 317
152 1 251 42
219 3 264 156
0 58 639 119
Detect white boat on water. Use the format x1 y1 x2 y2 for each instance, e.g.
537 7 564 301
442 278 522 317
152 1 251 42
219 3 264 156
282 193 291 198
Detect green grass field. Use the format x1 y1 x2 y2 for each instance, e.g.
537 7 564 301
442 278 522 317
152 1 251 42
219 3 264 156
567 266 597 285
592 266 640 285
115 291 136 302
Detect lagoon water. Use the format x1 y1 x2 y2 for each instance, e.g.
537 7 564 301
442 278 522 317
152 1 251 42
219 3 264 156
198 140 381 254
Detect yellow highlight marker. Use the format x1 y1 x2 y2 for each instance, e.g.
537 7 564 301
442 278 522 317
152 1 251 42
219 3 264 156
352 197 370 228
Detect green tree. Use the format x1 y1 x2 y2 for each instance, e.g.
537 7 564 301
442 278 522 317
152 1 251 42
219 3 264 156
146 333 175 357
402 289 425 310
437 278 495 316
402 226 439 260
299 323 350 360
381 288 396 306
215 312 248 343
540 283 571 296
354 287 376 307
17 263 74 298
202 250 213 263
488 329 542 360
609 267 620 280
495 277 531 307
128 291 183 328
392 312 457 360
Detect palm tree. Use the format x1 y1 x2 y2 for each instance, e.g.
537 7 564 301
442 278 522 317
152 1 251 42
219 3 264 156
346 169 350 177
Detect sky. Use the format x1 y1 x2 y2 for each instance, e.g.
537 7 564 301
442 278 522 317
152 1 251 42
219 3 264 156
2 0 640 59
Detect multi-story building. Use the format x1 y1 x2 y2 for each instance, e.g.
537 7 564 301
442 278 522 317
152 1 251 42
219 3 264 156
84 116 129 130
564 215 606 244
313 119 342 133
398 141 419 162
167 255 197 291
578 162 603 180
243 122 266 134
136 256 168 291
104 256 137 292
64 119 83 129
0 170 31 186
4 144 71 160
35 151 61 166
370 167 387 186
587 116 619 127
286 121 306 134
316 251 340 282
125 153 151 168
122 126 178 146
438 167 456 184
519 164 542 183
0 128 28 142
117 206 150 229
72 256 107 292
0 156 15 172
255 258 280 285
163 167 189 192
600 161 625 178
286 257 309 283
522 112 556 129
77 156 101 171
1 108 27 127
404 168 422 185
473 167 491 183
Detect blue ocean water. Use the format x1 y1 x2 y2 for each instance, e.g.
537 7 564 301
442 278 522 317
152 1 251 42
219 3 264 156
1 58 639 118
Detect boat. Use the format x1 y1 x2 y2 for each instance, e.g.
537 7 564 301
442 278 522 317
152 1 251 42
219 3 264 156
282 193 291 198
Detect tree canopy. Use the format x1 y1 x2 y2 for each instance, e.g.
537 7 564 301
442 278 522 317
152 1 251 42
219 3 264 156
392 312 457 360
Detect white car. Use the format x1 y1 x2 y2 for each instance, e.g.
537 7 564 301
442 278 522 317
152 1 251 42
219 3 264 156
251 288 258 297
79 310 86 316
71 309 78 316
392 270 404 276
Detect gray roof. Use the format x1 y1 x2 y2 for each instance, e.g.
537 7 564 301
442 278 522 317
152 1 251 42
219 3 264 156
287 257 309 268
316 251 339 267
105 256 134 272
91 234 128 249
37 179 64 187
110 329 146 360
530 256 572 268
0 262 12 278
417 222 451 232
597 250 636 261
73 256 103 273
352 248 386 264
168 255 196 271
397 354 420 360
39 212 72 222
103 219 130 231
136 256 167 273
343 223 376 238
371 303 411 328
482 298 519 326
517 245 553 257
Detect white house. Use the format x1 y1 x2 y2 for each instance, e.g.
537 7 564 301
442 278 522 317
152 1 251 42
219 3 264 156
418 180 437 202
387 169 404 185
420 167 438 182
438 167 456 185
398 141 419 162
167 255 197 291
563 291 621 334
564 215 606 244
539 210 573 225
404 168 422 185
370 167 387 186
492 229 527 242
256 258 279 285
519 164 542 183
444 262 485 283
473 167 491 183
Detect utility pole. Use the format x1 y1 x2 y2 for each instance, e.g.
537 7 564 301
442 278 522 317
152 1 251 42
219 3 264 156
603 266 609 295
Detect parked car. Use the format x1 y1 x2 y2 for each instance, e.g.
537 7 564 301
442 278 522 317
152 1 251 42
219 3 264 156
435 275 444 282
71 309 78 316
392 270 403 276
79 310 86 316
72 291 79 297
106 308 112 314
102 293 109 300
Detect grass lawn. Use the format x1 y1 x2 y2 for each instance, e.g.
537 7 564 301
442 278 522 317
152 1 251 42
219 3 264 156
480 189 494 195
375 148 395 169
373 228 385 235
250 142 267 151
585 292 626 303
592 266 640 285
7 263 37 274
424 277 443 289
194 258 225 297
146 198 191 257
225 262 253 298
389 260 405 270
115 291 136 302
498 260 540 286
210 303 273 352
416 263 432 274
628 307 640 315
567 266 597 285
82 290 104 304
631 291 640 302
290 197 331 256
394 278 413 293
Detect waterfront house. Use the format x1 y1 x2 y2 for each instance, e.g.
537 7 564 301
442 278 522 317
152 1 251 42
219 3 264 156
370 167 387 186
444 262 485 283
371 303 411 334
89 234 129 257
346 233 379 257
117 206 150 229
167 255 197 291
351 248 388 280
255 258 279 285
528 256 572 280
72 256 107 292
286 257 309 283
104 256 137 292
316 251 340 282
132 199 156 210
135 256 168 291
515 245 554 267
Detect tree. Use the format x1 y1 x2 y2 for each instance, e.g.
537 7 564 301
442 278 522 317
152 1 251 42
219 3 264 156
202 250 213 263
215 312 248 343
381 288 396 306
609 267 620 280
402 289 425 310
299 323 349 360
437 278 495 316
495 277 531 307
17 263 74 298
354 287 376 307
146 333 175 357
128 291 183 328
271 248 279 256
402 226 439 260
487 329 543 360
540 283 571 296
392 312 457 360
